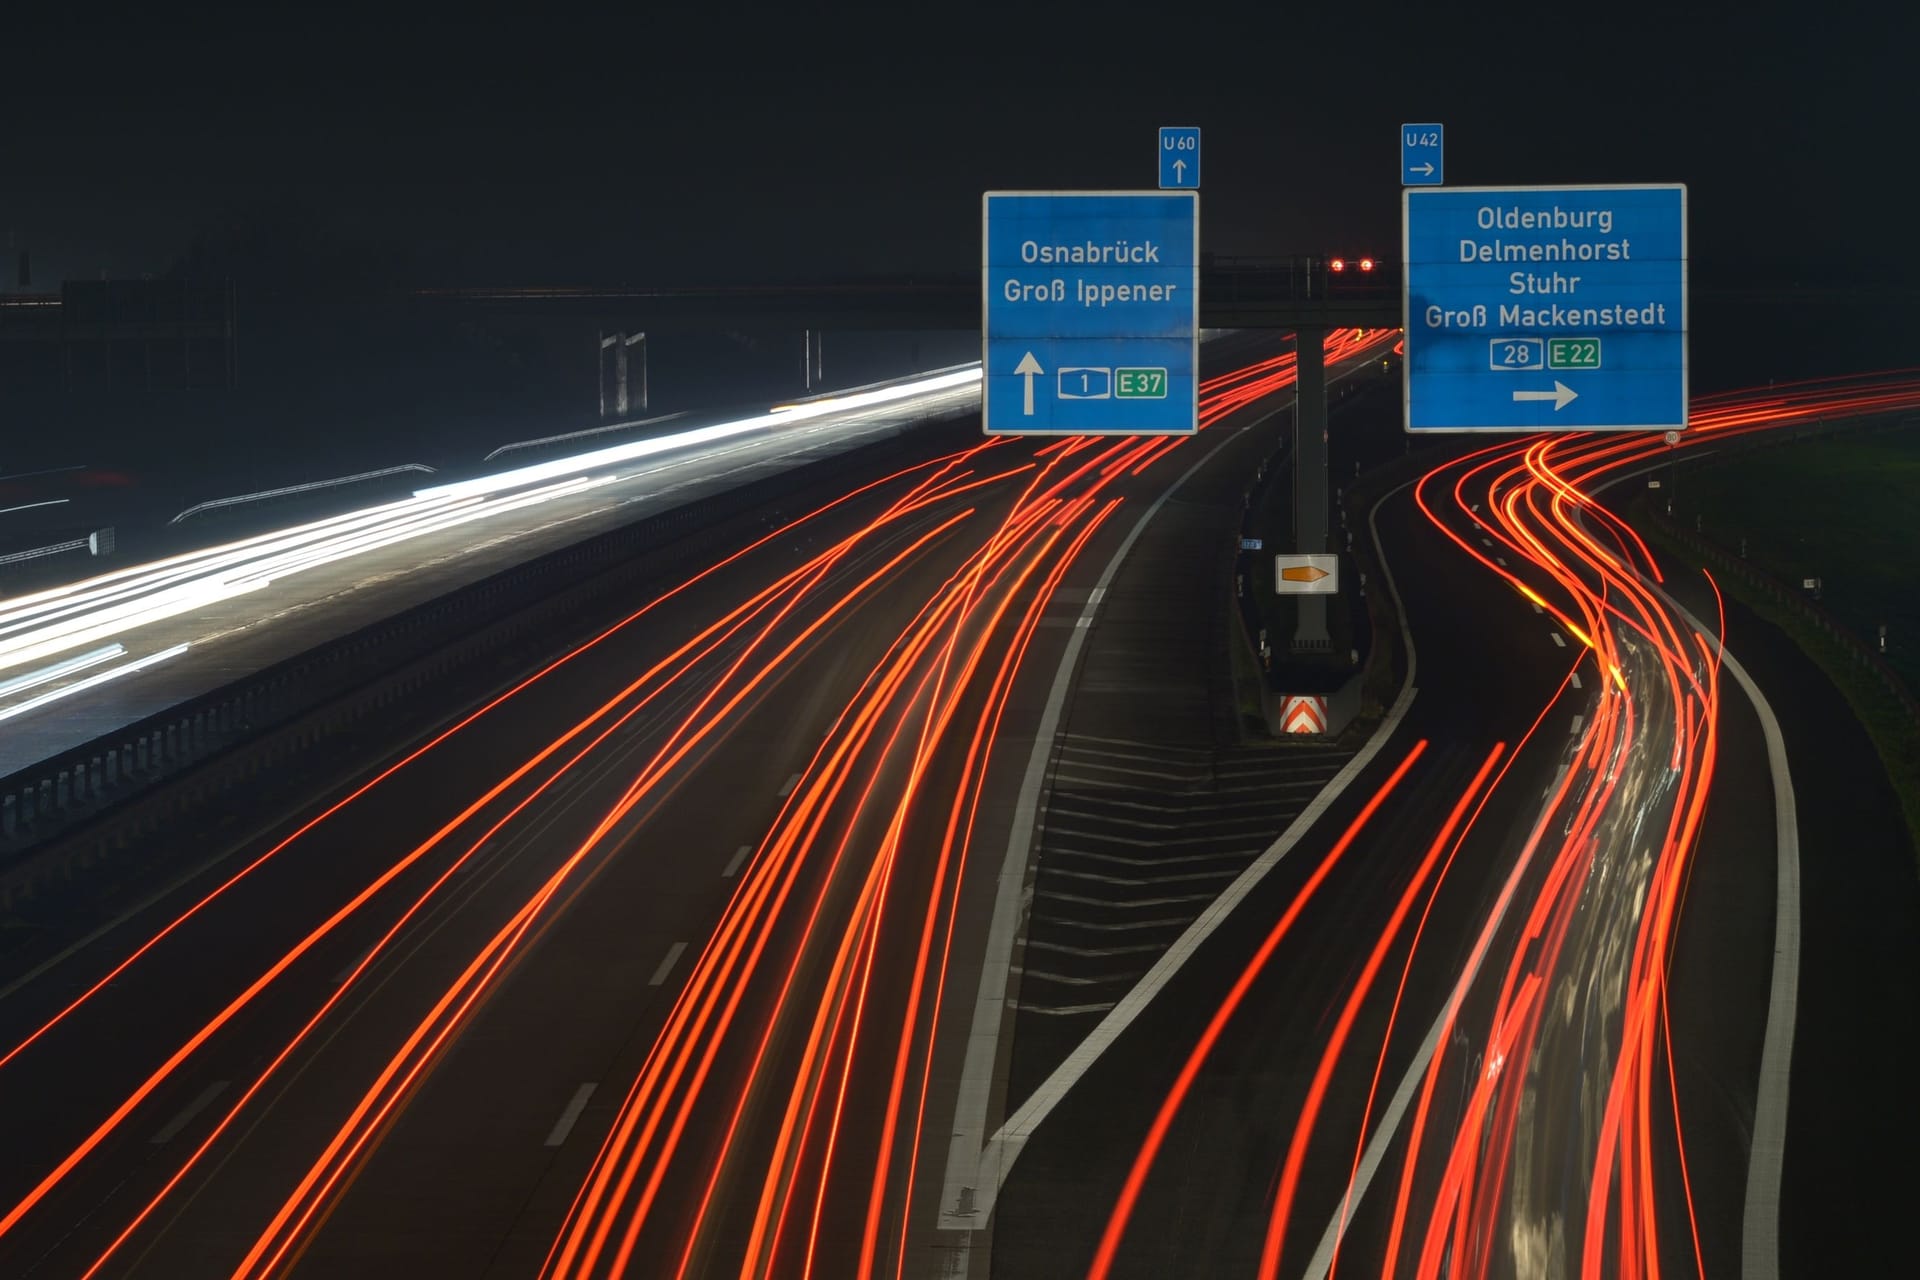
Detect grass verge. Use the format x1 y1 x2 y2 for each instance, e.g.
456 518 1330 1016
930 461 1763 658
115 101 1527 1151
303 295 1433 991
1633 509 1920 871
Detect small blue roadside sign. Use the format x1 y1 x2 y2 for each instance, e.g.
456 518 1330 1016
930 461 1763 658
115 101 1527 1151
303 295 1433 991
1159 127 1200 189
1402 184 1687 433
1401 123 1443 186
982 191 1199 435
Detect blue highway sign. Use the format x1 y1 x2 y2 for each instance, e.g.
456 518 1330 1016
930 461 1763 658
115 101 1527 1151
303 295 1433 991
1401 123 1444 185
983 191 1199 435
1159 127 1201 189
1402 184 1687 433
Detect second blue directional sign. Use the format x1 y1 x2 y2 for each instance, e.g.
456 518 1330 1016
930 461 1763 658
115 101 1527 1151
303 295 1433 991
1403 184 1687 433
983 191 1199 435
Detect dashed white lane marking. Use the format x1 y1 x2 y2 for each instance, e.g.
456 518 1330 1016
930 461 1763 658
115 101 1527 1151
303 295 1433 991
1550 632 1567 647
151 1081 229 1144
332 947 375 984
544 1083 597 1147
648 942 688 987
1529 599 1545 614
1570 713 1585 735
722 845 753 877
778 772 802 797
1571 671 1584 689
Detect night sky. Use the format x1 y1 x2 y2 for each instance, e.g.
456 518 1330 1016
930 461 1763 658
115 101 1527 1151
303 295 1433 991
7 6 1915 289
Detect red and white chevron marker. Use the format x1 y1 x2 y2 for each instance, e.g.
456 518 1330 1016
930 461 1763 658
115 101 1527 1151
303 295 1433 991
1280 695 1327 735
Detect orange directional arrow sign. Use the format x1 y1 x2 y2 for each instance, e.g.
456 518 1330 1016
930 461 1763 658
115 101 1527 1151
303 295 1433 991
1273 554 1339 595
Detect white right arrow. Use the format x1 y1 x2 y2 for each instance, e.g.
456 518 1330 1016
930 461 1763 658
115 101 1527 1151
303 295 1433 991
1512 380 1578 410
1408 162 1435 177
1014 351 1044 416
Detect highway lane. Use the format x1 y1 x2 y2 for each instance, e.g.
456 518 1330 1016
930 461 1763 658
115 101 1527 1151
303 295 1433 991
987 380 1920 1277
0 332 1386 1277
0 432 994 1277
1610 482 1920 1278
0 369 983 776
989 458 1600 1278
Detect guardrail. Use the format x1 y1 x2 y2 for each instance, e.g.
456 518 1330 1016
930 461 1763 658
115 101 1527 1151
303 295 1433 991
0 412 970 901
1637 504 1919 727
168 464 437 524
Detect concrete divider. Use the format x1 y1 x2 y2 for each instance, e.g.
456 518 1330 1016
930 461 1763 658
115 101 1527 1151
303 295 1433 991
0 414 965 901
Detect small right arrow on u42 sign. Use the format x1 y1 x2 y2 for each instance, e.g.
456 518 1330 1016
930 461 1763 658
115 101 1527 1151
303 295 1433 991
1512 381 1579 410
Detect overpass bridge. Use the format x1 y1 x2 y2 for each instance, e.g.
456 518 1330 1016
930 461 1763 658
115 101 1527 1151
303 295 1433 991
410 257 1406 332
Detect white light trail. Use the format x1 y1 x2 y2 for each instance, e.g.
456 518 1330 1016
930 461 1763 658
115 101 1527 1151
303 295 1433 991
0 644 190 723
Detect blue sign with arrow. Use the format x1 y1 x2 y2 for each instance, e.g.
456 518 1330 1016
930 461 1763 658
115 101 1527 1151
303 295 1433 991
1402 183 1687 433
1401 123 1443 185
1159 126 1200 189
982 191 1199 435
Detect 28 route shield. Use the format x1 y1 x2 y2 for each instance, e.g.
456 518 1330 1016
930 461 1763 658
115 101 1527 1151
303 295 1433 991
982 191 1199 436
1402 183 1687 433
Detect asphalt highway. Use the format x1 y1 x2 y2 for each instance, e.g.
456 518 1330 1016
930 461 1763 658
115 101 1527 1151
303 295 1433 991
989 413 1791 1279
10 347 1887 1280
0 331 1397 1278
0 370 982 776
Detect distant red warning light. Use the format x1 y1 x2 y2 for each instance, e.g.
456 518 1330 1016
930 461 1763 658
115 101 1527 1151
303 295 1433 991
1329 258 1346 273
1359 257 1376 272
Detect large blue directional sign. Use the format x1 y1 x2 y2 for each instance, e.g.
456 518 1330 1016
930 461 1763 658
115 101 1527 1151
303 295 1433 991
1401 123 1443 185
1159 126 1200 189
983 191 1198 435
1402 184 1687 433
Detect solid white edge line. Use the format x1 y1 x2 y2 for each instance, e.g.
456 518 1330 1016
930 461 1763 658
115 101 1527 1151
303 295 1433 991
543 1082 598 1147
647 942 688 987
1591 455 1800 1280
1650 584 1798 1280
934 408 1285 1235
937 467 1421 1237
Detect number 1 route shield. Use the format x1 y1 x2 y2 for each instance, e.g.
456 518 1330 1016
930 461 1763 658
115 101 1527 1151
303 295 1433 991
982 191 1199 435
1403 183 1687 433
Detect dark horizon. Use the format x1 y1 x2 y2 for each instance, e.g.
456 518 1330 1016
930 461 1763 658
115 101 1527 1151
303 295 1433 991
7 6 1916 290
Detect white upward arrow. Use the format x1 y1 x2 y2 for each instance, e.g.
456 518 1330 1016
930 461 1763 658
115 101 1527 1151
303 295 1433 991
1408 162 1435 177
1014 351 1044 416
1512 381 1578 410
1172 158 1187 181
